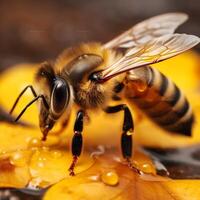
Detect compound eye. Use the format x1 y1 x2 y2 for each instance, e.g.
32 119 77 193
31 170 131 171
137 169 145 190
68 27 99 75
51 79 69 116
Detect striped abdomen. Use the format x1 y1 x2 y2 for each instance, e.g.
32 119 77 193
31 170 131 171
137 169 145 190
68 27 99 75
124 66 194 136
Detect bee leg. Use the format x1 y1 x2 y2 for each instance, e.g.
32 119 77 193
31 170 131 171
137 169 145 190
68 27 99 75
68 110 84 176
105 104 140 173
10 85 38 114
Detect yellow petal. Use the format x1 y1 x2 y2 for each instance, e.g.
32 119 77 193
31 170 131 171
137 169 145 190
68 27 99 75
43 152 169 200
29 149 94 188
0 64 38 125
0 151 31 188
0 123 60 153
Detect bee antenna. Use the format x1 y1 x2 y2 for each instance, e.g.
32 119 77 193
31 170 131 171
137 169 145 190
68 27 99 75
10 85 37 115
15 95 49 122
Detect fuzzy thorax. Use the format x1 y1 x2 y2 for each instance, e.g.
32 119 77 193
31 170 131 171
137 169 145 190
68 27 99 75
73 80 110 109
55 43 123 110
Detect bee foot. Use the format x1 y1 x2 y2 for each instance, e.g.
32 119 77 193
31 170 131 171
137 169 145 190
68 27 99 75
41 134 47 141
126 158 142 175
68 156 78 176
69 170 75 176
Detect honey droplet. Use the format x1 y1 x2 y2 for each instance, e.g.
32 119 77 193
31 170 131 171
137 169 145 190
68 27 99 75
51 150 62 158
38 156 47 161
37 154 48 167
10 151 27 167
140 163 154 174
37 161 45 168
28 137 42 148
101 171 119 186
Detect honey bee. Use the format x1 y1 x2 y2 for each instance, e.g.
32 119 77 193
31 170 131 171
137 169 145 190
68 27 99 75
10 13 200 175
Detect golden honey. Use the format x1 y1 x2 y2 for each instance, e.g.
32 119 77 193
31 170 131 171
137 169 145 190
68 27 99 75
28 137 42 148
101 171 119 186
10 151 27 167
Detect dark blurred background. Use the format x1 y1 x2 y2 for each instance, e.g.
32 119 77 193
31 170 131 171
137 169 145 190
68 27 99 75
0 0 199 71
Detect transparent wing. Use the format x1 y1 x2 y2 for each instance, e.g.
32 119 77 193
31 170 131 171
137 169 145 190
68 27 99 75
104 13 188 49
101 34 200 80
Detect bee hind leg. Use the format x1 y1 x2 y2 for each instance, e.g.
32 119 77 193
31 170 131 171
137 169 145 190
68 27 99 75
105 104 140 174
68 110 84 176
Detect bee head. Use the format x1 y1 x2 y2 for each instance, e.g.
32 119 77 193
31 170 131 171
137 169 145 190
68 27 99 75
36 63 71 140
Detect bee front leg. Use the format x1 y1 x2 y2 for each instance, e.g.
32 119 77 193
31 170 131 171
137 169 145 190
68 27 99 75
105 104 140 173
68 110 84 176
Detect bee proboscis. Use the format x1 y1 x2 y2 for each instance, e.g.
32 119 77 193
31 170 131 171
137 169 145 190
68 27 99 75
10 13 200 175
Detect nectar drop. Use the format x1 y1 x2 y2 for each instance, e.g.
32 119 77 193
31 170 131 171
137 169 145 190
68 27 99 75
101 171 119 186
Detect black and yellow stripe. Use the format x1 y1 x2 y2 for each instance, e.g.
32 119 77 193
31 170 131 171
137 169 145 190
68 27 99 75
125 66 194 136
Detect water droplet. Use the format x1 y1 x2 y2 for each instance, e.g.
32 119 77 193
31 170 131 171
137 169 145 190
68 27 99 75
51 150 62 158
140 163 154 174
37 161 45 168
10 151 27 167
37 154 48 168
38 156 47 161
28 137 42 148
101 171 119 186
